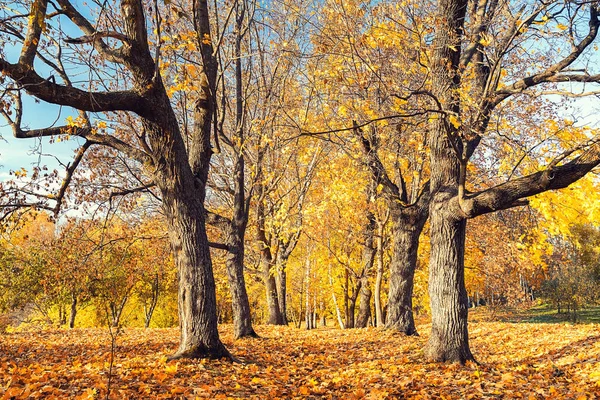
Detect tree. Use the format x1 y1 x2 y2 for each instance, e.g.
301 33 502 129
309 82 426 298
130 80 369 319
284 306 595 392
424 0 600 362
306 0 432 334
0 0 229 359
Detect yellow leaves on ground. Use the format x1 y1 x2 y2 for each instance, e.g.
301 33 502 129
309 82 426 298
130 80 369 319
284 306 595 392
1 316 599 399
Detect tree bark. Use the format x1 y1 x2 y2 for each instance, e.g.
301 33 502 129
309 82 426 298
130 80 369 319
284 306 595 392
144 273 159 328
264 265 284 325
255 146 285 325
164 192 230 359
329 264 345 329
356 211 376 328
68 293 77 329
221 0 257 339
304 255 312 329
356 285 372 328
225 230 258 338
346 278 360 329
354 122 430 333
423 0 475 364
385 202 428 335
276 255 289 325
425 198 473 362
374 216 386 327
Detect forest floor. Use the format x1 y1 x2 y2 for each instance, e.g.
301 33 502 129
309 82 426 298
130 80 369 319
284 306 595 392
1 308 599 399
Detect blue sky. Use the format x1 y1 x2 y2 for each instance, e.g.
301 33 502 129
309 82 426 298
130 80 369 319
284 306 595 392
0 96 83 177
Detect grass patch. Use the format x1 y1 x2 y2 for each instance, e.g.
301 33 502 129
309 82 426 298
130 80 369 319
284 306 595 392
489 304 600 324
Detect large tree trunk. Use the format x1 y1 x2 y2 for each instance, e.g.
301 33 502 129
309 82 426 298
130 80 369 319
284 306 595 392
425 199 473 362
423 0 474 363
385 204 428 335
165 194 230 359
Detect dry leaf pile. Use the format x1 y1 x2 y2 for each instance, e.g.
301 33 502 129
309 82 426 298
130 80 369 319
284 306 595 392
1 320 599 399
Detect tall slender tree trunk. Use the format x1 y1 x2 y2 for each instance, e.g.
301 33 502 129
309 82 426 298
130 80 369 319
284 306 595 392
276 256 289 325
328 264 346 329
225 231 257 338
256 146 285 325
68 293 77 329
223 0 257 339
304 255 312 329
374 216 385 327
144 274 159 328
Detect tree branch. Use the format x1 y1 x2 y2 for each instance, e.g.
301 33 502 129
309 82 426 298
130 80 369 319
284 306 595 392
492 4 600 105
0 59 145 114
56 0 128 64
461 137 600 217
52 141 91 217
20 0 48 67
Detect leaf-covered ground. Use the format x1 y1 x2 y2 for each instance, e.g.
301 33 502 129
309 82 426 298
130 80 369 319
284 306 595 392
1 315 599 399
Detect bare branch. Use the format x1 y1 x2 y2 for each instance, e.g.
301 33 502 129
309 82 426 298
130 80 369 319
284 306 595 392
0 60 145 115
492 4 600 105
56 0 127 64
52 141 91 217
64 31 131 45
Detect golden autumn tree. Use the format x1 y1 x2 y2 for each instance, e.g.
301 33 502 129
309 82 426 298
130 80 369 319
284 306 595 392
422 0 600 362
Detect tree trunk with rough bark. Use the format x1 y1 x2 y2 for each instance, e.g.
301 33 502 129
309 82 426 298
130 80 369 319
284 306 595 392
264 265 284 325
164 188 230 359
276 256 289 325
225 230 257 338
68 293 77 329
354 122 430 334
374 215 386 327
144 274 159 328
424 0 473 363
385 202 428 335
222 0 257 339
356 210 376 328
